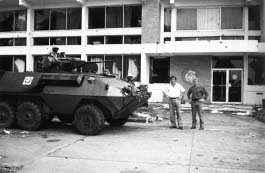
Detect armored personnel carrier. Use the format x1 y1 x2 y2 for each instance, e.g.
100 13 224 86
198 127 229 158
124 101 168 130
0 55 151 135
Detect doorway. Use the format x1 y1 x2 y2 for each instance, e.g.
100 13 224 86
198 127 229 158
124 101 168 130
212 69 242 103
150 57 170 83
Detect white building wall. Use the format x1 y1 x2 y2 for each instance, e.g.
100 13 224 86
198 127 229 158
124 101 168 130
0 0 264 104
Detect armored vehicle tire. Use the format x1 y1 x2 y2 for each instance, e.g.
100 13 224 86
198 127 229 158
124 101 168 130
0 102 15 128
16 102 44 131
74 104 105 135
57 114 74 123
107 117 129 127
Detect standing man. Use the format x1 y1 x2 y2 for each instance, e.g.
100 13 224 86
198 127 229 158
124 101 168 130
164 76 185 129
187 78 208 130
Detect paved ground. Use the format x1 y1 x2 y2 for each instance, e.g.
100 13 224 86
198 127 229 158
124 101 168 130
1 111 265 173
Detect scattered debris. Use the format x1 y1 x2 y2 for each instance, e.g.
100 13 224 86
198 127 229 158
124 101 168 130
46 139 61 142
0 129 32 138
0 164 23 173
0 155 7 159
3 130 11 135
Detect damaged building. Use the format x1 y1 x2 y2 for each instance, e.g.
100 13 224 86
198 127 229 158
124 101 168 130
0 0 264 104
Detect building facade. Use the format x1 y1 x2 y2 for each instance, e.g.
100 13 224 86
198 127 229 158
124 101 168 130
0 0 264 104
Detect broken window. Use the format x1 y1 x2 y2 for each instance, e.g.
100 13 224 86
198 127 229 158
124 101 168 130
35 8 81 30
87 55 104 74
88 7 105 29
14 38 26 46
34 37 49 45
212 56 243 68
164 8 171 32
150 57 170 83
67 8 81 29
0 11 14 31
248 56 265 85
87 36 104 45
249 6 260 30
35 9 50 30
0 10 27 32
50 37 66 45
221 7 242 29
106 7 123 28
67 37 81 45
124 5 142 27
124 35 141 44
87 54 141 81
50 8 66 30
177 8 197 30
105 55 122 79
123 55 141 81
105 36 123 44
0 38 26 46
0 56 26 72
0 38 13 46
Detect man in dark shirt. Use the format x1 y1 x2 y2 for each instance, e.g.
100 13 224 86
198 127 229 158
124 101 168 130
187 78 208 130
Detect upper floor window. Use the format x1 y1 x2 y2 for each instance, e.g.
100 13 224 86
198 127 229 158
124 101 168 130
34 8 81 30
88 5 141 29
0 38 26 46
176 7 242 31
249 6 260 30
0 10 27 32
164 8 171 32
0 56 26 72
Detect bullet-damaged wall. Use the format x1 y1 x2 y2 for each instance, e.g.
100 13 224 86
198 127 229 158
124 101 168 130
170 56 212 102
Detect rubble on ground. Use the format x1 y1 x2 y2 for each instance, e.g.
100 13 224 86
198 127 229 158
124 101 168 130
0 164 23 173
129 103 254 123
250 105 265 122
0 129 32 138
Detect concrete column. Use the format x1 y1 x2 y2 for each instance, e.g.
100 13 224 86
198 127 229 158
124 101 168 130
244 6 248 40
81 5 88 61
26 8 34 71
140 52 150 84
243 54 248 104
261 0 265 42
141 0 161 43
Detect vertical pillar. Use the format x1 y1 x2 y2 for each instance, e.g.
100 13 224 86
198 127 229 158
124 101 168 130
261 0 265 42
171 8 176 41
26 8 34 71
81 5 87 61
160 2 164 43
243 54 248 104
244 6 249 40
140 52 149 84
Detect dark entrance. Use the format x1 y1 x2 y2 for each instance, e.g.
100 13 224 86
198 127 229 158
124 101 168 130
150 57 170 83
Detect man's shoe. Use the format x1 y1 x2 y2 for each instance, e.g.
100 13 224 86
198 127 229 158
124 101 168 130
179 126 183 130
169 126 177 128
199 127 204 130
190 127 196 129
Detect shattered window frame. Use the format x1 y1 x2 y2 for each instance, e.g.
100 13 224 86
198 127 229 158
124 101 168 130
248 56 265 85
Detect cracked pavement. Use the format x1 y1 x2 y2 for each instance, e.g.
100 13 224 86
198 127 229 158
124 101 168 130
1 112 265 173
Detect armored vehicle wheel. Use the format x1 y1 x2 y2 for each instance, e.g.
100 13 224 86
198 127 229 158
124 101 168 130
16 102 44 131
107 117 129 127
0 102 15 128
74 104 104 135
57 114 74 123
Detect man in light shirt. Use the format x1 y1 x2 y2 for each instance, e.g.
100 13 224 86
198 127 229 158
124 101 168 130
164 76 186 129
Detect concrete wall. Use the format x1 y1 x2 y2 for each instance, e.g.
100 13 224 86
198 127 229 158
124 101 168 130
148 55 211 103
141 0 161 43
170 56 212 102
